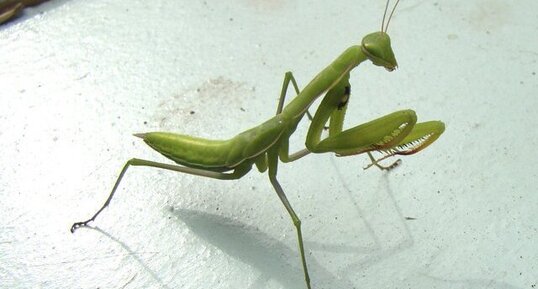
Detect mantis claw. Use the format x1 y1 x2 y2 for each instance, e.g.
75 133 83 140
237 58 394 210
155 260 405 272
70 219 93 233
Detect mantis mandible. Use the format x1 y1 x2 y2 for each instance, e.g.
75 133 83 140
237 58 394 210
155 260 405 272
71 1 445 288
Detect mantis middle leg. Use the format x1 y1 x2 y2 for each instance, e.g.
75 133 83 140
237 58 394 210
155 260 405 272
365 151 402 170
276 71 315 120
275 71 312 162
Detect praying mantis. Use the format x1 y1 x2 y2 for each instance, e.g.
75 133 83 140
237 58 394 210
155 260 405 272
71 0 445 288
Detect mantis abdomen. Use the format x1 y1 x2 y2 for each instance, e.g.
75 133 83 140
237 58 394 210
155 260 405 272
137 114 287 170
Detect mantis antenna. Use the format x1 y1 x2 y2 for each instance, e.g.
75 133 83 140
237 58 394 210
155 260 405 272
381 0 390 32
384 0 401 33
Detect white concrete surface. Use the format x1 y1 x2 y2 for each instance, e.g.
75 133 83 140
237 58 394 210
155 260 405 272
0 1 536 288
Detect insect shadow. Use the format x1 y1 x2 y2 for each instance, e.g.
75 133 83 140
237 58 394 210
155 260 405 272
83 207 355 288
83 162 458 289
329 158 415 276
83 155 418 288
168 155 426 288
90 226 172 289
169 207 356 289
324 160 526 289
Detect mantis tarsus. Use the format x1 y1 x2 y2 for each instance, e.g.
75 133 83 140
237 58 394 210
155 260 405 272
71 1 445 288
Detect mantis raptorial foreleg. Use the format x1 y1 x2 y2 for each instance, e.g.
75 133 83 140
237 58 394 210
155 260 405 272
304 76 442 167
305 79 409 153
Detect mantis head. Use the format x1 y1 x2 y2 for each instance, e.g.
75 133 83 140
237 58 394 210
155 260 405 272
362 0 400 71
361 32 397 71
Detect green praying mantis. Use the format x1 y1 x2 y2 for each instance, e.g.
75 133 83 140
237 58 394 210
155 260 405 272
71 0 445 288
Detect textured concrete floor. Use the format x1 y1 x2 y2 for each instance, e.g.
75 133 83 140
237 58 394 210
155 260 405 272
0 1 536 288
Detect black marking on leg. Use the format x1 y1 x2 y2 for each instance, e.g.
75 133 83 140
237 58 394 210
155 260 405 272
337 86 351 110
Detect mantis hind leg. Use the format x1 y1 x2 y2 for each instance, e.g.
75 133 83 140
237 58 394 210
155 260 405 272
70 158 251 233
267 147 311 289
